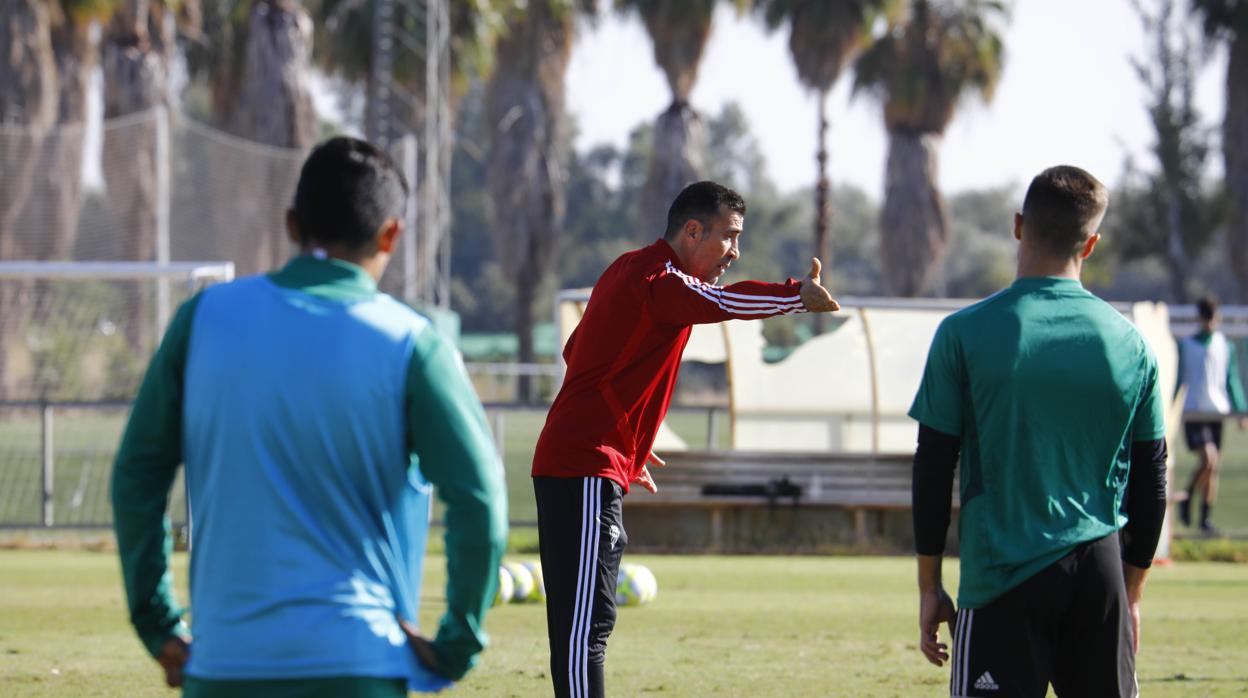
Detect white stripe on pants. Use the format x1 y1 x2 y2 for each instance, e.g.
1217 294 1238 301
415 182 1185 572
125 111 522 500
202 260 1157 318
567 478 601 698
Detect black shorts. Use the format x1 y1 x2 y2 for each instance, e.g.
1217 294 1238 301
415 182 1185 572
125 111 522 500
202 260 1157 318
949 533 1136 698
1184 420 1223 451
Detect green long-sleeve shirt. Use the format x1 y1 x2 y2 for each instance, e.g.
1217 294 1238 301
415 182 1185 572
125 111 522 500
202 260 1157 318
112 255 507 682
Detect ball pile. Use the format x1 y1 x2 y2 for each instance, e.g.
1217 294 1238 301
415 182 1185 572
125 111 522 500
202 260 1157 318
494 560 547 605
615 562 658 607
493 560 657 607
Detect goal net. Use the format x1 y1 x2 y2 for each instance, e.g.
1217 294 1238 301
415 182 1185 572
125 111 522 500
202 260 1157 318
0 261 233 528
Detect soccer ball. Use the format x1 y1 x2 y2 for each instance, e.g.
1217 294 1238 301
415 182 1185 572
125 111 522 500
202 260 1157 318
503 561 534 603
494 565 514 607
520 560 546 602
615 562 658 607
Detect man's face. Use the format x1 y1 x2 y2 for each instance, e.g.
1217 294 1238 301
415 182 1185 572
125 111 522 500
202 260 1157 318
684 207 743 284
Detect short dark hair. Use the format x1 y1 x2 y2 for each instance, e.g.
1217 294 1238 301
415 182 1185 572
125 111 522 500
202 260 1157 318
1020 165 1109 257
292 137 408 250
1197 295 1218 322
663 181 747 239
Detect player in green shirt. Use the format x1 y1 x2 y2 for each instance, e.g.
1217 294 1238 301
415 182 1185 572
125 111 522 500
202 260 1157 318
908 166 1169 697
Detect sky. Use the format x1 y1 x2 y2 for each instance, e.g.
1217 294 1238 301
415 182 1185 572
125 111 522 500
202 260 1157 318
565 0 1228 200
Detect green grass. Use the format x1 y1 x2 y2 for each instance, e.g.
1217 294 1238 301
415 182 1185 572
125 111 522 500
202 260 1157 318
1 551 1246 697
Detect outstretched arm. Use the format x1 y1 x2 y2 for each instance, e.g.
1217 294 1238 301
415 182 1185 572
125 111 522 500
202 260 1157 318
649 258 838 325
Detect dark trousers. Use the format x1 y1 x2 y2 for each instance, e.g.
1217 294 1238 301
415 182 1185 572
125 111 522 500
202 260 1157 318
534 476 627 698
950 533 1136 698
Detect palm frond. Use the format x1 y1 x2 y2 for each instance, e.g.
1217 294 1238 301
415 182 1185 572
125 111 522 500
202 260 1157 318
853 0 1009 133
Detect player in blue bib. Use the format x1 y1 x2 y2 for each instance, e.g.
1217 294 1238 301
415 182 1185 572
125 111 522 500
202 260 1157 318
908 166 1168 697
112 138 508 697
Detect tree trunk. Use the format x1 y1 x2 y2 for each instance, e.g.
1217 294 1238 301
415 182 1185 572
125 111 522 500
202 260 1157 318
0 0 57 249
813 88 831 333
41 16 96 263
1164 183 1190 302
1226 31 1248 302
880 130 949 297
102 1 170 355
0 0 57 399
485 3 571 400
515 263 537 403
217 0 317 276
639 100 704 240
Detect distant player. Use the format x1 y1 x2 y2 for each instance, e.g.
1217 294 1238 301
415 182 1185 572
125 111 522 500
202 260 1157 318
531 181 841 698
908 166 1168 697
1176 295 1247 534
112 137 507 697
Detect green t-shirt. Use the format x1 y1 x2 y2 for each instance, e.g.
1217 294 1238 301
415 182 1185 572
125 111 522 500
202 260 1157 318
909 276 1166 608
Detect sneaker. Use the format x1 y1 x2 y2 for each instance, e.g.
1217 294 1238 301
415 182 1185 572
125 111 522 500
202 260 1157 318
1199 521 1222 537
1178 499 1191 527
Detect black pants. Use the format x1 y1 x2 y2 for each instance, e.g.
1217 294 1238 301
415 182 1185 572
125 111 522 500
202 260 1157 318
950 533 1136 698
534 476 627 698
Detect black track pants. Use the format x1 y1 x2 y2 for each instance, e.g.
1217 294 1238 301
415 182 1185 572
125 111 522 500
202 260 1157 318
534 476 627 698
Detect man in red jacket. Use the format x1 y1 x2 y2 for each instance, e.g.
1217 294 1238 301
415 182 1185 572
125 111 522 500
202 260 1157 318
531 181 840 697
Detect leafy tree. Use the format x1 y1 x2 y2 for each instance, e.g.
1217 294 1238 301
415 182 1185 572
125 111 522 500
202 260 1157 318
1104 0 1221 302
939 185 1016 298
1191 0 1248 299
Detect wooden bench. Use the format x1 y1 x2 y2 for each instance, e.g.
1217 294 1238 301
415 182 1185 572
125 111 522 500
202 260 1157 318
624 451 958 550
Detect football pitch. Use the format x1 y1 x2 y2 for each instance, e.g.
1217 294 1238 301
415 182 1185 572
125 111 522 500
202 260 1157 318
1 551 1246 697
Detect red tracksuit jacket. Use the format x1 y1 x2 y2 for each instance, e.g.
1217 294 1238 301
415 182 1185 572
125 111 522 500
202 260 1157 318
531 239 806 492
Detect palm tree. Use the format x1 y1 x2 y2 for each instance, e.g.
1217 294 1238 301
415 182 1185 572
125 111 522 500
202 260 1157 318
758 0 897 325
854 0 1006 296
100 0 198 350
0 0 58 397
615 0 728 239
306 0 510 136
486 0 590 401
187 0 318 275
304 0 514 301
42 2 120 263
1 0 59 253
1192 0 1248 300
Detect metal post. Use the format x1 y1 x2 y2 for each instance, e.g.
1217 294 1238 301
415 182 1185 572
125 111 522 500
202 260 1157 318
423 0 441 307
370 0 395 146
859 308 882 455
706 406 719 450
154 107 171 341
401 135 418 303
41 404 53 527
490 410 506 477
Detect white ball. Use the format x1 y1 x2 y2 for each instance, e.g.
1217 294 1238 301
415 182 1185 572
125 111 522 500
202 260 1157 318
631 563 658 604
494 565 514 607
615 562 658 607
521 560 546 602
503 561 534 603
